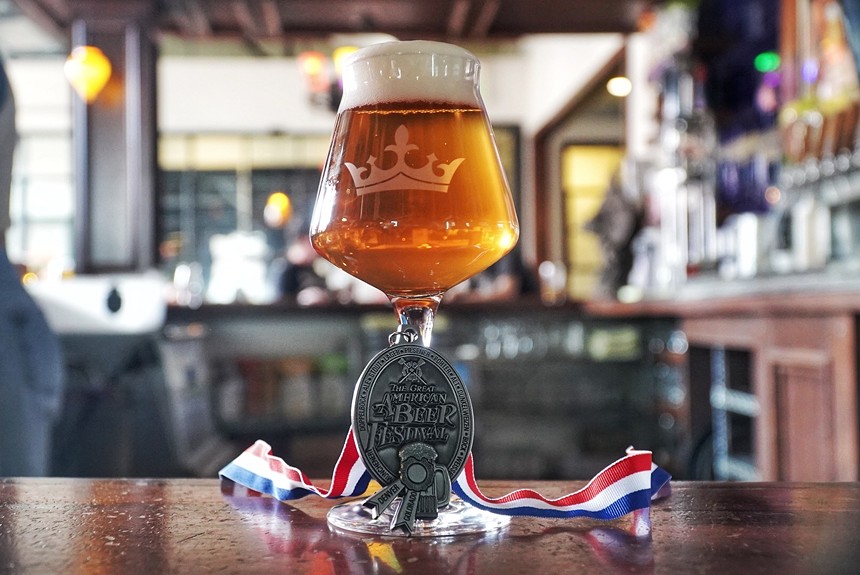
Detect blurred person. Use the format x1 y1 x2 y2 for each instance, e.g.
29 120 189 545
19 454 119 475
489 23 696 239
278 234 331 305
446 249 535 303
0 58 64 476
585 168 644 300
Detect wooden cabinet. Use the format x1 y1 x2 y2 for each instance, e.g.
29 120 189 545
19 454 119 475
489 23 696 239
772 355 834 480
767 315 856 480
684 312 857 481
589 288 860 481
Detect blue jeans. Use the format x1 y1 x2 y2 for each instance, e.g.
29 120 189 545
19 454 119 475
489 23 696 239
0 249 64 476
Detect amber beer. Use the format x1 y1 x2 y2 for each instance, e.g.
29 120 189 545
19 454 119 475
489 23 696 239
311 100 519 298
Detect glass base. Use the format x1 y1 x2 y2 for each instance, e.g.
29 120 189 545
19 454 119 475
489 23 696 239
327 496 510 537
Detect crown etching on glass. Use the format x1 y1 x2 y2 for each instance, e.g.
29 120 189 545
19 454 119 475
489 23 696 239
345 124 465 196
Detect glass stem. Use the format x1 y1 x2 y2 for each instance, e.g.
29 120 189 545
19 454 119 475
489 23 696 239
390 295 442 347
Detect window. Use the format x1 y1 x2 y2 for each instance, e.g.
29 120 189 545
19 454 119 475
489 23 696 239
6 57 75 275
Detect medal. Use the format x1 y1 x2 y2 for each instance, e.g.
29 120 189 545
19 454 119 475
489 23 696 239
352 327 473 534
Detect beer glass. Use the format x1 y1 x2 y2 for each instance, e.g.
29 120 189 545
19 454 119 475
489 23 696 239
310 40 518 535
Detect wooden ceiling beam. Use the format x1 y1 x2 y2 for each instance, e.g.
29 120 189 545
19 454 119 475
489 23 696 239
231 0 274 56
12 0 660 45
470 0 499 38
178 0 211 36
11 0 70 38
446 0 470 38
232 0 264 37
260 0 282 37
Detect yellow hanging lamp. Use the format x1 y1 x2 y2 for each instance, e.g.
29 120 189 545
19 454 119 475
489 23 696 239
64 46 112 103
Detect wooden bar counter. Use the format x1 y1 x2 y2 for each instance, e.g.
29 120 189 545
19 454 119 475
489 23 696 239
0 477 857 574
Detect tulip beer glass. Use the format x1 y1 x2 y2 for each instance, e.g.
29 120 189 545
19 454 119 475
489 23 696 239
310 40 519 535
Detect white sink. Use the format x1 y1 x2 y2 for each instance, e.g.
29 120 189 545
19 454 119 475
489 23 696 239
26 272 167 335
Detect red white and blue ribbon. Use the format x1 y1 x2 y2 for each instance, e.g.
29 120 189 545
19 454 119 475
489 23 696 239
219 429 670 521
220 432 371 502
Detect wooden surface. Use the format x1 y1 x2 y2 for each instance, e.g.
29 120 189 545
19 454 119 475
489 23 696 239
585 287 860 318
0 478 858 574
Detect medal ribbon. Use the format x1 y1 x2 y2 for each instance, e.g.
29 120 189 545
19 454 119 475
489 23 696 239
219 429 671 521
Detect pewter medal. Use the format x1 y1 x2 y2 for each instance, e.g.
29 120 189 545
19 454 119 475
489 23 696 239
352 327 473 534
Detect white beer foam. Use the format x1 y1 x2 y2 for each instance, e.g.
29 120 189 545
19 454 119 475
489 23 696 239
339 40 481 110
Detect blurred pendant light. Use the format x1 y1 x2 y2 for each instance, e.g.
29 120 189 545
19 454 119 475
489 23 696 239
297 35 393 112
332 45 358 75
264 191 293 228
606 75 633 97
298 51 329 94
64 46 112 103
